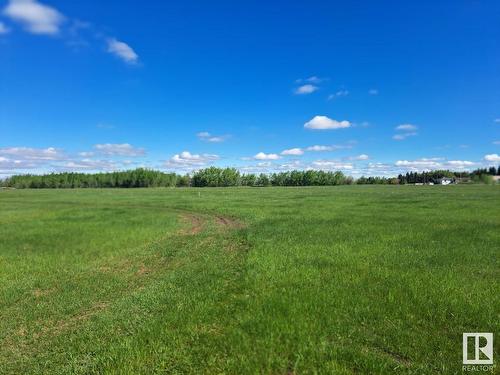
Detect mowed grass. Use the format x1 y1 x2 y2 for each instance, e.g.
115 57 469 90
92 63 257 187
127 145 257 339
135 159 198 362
0 186 498 374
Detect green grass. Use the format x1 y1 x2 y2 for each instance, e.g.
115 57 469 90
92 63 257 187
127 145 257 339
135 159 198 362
0 186 498 374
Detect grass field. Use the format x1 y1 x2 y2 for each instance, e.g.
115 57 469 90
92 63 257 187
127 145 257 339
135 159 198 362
0 186 498 374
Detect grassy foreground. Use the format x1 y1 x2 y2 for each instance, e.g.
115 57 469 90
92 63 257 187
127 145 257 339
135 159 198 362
0 186 498 374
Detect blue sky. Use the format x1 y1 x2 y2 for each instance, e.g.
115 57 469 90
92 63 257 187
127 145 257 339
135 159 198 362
0 0 499 176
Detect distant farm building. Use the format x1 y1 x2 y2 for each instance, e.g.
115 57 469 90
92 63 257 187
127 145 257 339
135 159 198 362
437 178 453 185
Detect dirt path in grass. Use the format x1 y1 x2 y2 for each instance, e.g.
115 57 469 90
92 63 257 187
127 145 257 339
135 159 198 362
179 212 244 235
214 215 244 230
179 213 206 235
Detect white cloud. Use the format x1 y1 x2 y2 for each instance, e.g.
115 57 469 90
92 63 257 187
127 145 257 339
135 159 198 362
493 141 500 145
368 89 378 95
352 154 369 160
396 124 418 131
164 151 219 169
484 154 500 162
0 156 39 170
3 1 140 65
393 124 418 140
305 76 323 84
0 21 10 34
294 84 318 95
395 158 442 169
0 146 68 173
240 158 358 174
240 161 302 174
392 132 417 141
446 160 476 167
0 145 150 174
78 151 94 157
368 162 394 171
296 76 326 84
327 90 349 100
306 144 353 152
197 131 229 143
304 115 351 130
3 0 64 35
239 164 271 173
254 152 281 160
279 160 302 170
94 143 145 156
55 159 119 171
395 158 477 171
0 146 65 160
358 158 479 177
310 160 354 170
281 148 304 156
306 145 333 152
107 38 139 64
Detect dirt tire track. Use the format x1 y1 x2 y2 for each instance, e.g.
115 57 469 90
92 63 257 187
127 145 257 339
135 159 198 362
214 215 245 230
179 212 245 235
179 213 206 235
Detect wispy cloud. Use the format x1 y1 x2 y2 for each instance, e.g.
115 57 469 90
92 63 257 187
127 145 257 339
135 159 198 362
0 21 10 34
78 151 94 157
392 133 417 141
281 148 304 156
446 160 477 168
239 160 304 174
393 123 418 140
0 145 148 174
310 160 354 170
94 143 145 156
493 141 500 145
55 159 120 171
239 157 360 174
197 132 230 143
306 145 333 152
484 154 500 162
3 0 64 35
0 146 67 173
350 154 369 161
164 151 219 169
107 38 139 64
304 116 351 130
368 89 379 95
0 146 65 160
294 84 318 95
494 119 500 124
0 156 40 171
296 76 327 84
254 152 281 160
395 124 418 131
3 1 139 65
327 90 349 100
306 143 353 152
395 158 476 171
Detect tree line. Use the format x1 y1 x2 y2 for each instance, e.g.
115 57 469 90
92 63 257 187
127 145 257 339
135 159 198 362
1 168 351 188
1 169 181 189
359 168 499 185
1 166 498 189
